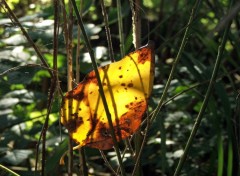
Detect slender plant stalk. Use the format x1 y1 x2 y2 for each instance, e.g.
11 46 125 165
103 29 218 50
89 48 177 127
129 0 142 175
130 0 141 48
40 1 60 175
117 0 125 57
39 50 57 176
67 0 74 91
0 7 60 174
227 141 233 176
173 4 232 176
232 94 240 175
0 164 20 176
78 148 88 176
3 0 57 174
0 64 54 77
150 0 201 123
217 134 224 176
76 20 81 83
100 0 115 62
60 0 70 170
75 0 82 83
70 0 126 175
100 151 118 175
76 1 88 175
60 0 69 49
60 0 74 172
142 1 201 175
67 1 74 175
136 1 201 172
131 112 151 176
2 0 52 77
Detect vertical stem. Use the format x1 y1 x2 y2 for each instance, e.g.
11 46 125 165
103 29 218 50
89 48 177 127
130 1 142 175
67 1 74 175
227 141 233 176
217 134 224 176
232 94 240 175
160 114 167 173
117 0 125 57
150 0 201 124
76 22 81 83
173 2 231 175
130 0 141 48
75 1 88 175
70 0 126 175
40 1 60 173
78 148 88 175
100 0 115 62
75 0 83 83
1 0 52 77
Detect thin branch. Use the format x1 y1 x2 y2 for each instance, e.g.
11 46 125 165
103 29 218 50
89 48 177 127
100 0 115 62
75 1 88 175
130 0 141 48
70 0 126 175
0 164 20 176
150 0 201 124
1 0 53 78
38 0 60 175
130 0 143 175
117 0 125 57
67 0 74 175
173 1 232 175
99 151 118 175
0 64 52 77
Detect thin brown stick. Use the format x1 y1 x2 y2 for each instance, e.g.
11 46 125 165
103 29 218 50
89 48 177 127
99 151 118 175
100 0 115 62
75 1 88 175
39 0 59 175
70 0 126 174
1 0 53 77
130 0 142 175
67 1 74 175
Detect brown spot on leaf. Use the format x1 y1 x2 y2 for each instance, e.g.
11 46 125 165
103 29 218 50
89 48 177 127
128 83 133 87
138 48 149 64
100 127 110 137
64 119 77 133
74 92 84 100
71 112 78 119
124 118 131 126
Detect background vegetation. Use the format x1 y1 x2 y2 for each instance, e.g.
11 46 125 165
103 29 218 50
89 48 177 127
0 0 239 175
